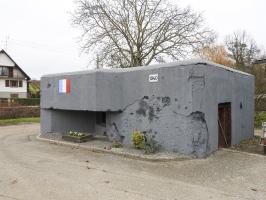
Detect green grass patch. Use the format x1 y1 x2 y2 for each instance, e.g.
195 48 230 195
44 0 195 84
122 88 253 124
0 117 40 126
255 111 266 128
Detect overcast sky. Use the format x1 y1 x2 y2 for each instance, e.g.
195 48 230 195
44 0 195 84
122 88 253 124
0 0 265 79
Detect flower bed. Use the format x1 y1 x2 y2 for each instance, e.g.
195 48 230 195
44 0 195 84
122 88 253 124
62 131 93 143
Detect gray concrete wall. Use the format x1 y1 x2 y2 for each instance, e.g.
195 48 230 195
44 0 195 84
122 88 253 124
41 109 96 135
41 71 123 111
188 65 254 154
104 63 254 157
40 60 254 157
41 73 97 111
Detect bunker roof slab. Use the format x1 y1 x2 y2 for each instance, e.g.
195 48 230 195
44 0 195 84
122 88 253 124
42 59 252 78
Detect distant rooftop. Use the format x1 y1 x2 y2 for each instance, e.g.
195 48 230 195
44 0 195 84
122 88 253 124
254 59 266 65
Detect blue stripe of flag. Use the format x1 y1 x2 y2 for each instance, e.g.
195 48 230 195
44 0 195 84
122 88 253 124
59 79 64 93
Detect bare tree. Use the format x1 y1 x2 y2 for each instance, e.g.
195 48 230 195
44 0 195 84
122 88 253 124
225 31 260 68
198 45 234 67
73 0 214 68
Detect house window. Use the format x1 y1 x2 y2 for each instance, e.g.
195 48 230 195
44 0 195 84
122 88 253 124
19 80 23 87
10 80 18 87
10 93 19 98
5 80 10 87
0 66 8 76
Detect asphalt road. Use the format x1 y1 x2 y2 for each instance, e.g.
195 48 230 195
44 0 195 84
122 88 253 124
0 124 266 200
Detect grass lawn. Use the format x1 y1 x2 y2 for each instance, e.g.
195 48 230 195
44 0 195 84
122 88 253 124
0 117 40 126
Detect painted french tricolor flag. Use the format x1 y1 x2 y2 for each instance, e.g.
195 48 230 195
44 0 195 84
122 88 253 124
58 79 70 93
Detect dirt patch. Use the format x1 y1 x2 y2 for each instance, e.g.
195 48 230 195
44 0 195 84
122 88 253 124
231 136 265 155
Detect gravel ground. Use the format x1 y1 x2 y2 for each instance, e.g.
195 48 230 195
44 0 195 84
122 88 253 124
0 124 266 200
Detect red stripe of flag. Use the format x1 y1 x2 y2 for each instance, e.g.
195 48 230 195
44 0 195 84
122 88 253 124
66 79 70 93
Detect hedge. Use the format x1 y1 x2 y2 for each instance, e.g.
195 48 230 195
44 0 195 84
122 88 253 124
0 98 40 106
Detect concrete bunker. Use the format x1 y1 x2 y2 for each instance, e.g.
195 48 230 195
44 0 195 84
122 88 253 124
40 59 254 158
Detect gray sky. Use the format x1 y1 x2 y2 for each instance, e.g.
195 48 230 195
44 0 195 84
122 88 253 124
0 0 265 79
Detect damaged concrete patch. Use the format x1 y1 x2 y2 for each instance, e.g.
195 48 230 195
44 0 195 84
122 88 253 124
109 96 210 158
136 99 149 117
107 96 174 145
107 123 125 143
135 96 172 121
187 112 209 158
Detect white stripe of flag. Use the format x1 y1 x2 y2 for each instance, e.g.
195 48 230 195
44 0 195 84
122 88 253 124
59 79 70 93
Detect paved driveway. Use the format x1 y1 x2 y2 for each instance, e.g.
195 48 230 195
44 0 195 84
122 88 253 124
0 124 266 200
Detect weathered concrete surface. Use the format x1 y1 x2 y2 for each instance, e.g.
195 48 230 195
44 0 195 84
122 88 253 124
1 124 266 200
41 109 96 135
41 59 254 157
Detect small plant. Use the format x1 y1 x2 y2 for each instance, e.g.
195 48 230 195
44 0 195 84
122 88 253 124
68 131 86 137
132 131 145 149
142 136 161 154
112 141 123 148
132 131 161 154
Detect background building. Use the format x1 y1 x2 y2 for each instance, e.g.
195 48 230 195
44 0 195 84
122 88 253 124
0 49 30 98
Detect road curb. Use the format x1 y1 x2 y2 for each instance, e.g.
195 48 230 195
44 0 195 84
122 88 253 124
221 148 266 158
36 135 193 162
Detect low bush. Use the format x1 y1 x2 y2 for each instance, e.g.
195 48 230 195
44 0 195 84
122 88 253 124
132 131 145 149
12 98 40 106
254 111 266 128
132 131 160 154
142 136 161 154
0 98 40 106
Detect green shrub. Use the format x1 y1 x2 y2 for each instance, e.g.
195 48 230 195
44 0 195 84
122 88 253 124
28 81 40 98
142 136 161 154
0 98 40 106
132 131 145 149
132 131 161 154
0 98 8 102
254 111 266 128
12 98 40 106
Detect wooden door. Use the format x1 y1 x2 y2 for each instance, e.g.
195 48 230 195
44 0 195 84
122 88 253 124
218 103 231 148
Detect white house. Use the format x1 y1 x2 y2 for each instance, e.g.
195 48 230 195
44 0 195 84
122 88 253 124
0 49 30 98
